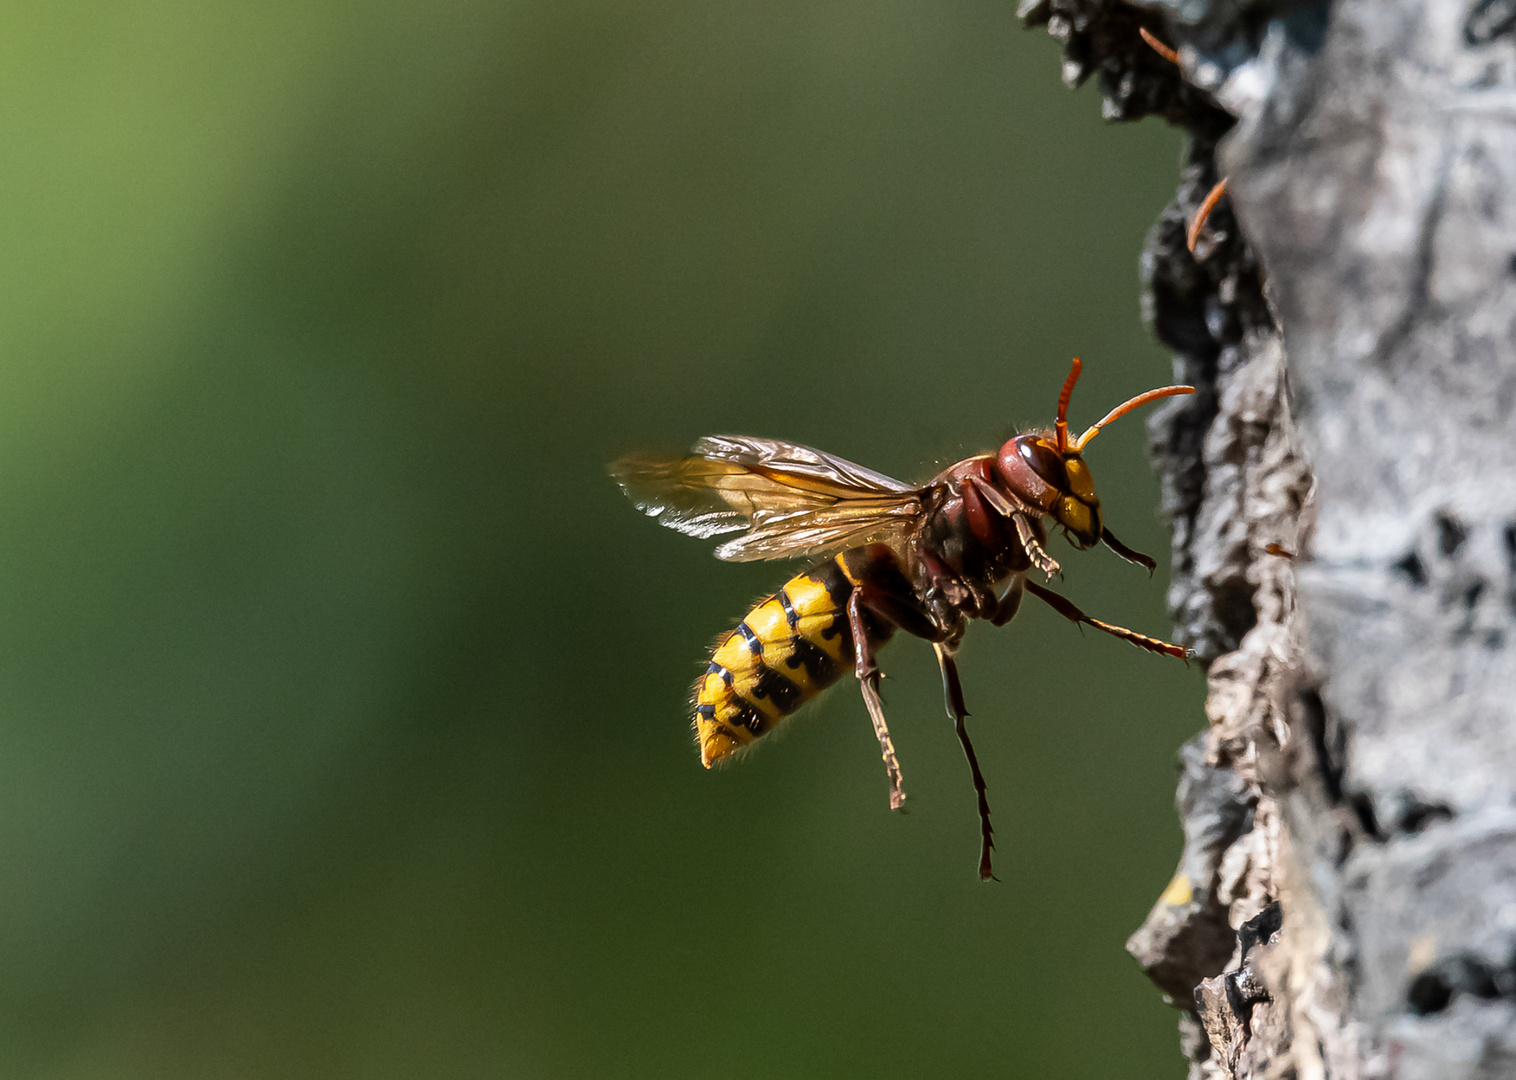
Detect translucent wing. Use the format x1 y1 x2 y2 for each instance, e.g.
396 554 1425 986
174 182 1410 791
609 434 926 562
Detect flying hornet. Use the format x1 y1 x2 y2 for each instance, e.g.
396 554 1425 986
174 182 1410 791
610 359 1193 879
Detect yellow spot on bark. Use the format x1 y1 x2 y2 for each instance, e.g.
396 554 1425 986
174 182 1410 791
1160 872 1193 906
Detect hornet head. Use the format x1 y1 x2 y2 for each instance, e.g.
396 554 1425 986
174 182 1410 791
995 358 1194 552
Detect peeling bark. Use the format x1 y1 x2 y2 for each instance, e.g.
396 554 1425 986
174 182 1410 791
1024 0 1516 1076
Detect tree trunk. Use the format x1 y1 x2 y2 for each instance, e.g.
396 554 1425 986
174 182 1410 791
1023 1 1516 1076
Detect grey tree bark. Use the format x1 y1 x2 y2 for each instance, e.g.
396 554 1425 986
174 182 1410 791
1021 1 1516 1077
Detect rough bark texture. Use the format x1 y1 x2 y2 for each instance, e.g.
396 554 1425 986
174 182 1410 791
1022 0 1516 1076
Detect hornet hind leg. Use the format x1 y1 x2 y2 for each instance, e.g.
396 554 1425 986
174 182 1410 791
935 643 996 881
845 559 996 881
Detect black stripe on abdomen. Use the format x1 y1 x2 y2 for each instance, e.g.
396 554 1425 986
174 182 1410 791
776 631 841 687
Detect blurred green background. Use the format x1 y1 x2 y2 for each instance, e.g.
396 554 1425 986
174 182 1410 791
0 1 1202 1077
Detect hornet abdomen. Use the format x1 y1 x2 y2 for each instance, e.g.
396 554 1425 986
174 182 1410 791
693 545 904 766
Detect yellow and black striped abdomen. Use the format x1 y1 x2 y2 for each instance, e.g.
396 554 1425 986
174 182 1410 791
693 547 901 767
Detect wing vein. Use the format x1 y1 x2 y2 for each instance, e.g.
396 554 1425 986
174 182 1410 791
610 435 925 562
